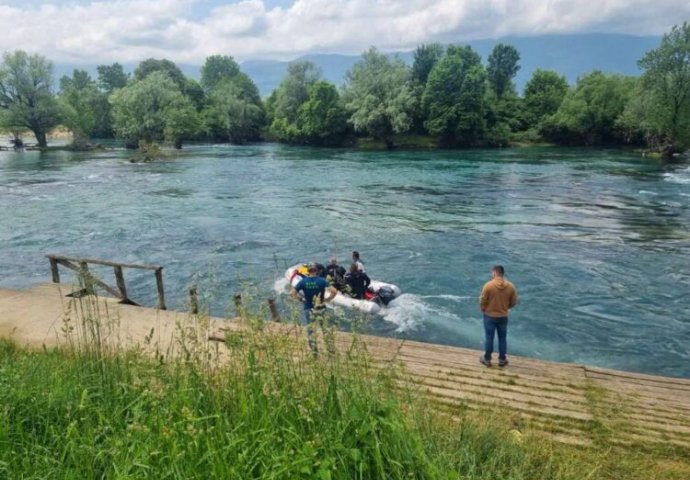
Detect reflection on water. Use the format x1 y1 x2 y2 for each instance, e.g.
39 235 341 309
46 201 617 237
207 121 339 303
1 145 689 378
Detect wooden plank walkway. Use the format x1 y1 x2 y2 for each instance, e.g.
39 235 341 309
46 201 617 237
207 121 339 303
1 283 689 448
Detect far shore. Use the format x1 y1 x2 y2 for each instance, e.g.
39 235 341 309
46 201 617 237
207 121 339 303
2 128 680 159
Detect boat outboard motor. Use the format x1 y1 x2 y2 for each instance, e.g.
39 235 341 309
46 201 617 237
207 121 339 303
374 286 396 307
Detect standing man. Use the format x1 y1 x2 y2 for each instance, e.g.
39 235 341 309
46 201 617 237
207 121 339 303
479 265 518 367
291 263 337 353
352 251 366 273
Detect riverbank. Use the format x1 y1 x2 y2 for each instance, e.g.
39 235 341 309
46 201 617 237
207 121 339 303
0 126 641 153
6 126 684 157
2 282 690 478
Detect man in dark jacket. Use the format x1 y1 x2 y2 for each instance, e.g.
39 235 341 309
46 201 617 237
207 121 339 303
325 256 346 290
344 263 371 299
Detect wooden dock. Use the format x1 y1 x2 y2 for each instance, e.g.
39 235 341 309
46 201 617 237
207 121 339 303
1 282 689 448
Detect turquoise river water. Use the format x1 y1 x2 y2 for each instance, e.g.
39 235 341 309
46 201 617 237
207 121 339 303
1 144 689 377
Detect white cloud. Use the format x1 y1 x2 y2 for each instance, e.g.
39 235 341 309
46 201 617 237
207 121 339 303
0 0 686 64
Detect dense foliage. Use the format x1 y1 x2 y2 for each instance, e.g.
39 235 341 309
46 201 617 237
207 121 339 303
487 43 520 100
266 60 323 143
541 71 637 146
58 70 99 146
628 22 690 151
110 71 199 148
342 48 416 149
1 22 689 153
202 55 266 144
423 46 487 146
522 69 570 128
0 51 60 147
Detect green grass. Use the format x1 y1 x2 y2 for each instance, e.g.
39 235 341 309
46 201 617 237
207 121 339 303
0 293 688 479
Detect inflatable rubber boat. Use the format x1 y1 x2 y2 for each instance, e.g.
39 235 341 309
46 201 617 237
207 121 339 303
286 264 401 315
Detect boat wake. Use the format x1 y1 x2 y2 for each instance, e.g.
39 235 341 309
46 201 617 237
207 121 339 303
663 166 690 184
419 294 473 303
275 275 463 334
273 277 289 295
382 293 460 333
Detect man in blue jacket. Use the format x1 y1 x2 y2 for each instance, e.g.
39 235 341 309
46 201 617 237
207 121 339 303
291 263 337 353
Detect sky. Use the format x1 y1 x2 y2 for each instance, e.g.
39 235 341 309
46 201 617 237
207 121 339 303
0 0 687 64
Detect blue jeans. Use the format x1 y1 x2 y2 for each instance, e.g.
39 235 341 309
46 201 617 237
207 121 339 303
483 314 508 361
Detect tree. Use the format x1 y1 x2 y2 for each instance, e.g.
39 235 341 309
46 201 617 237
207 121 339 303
0 50 60 147
97 63 129 93
616 85 656 146
184 78 206 111
637 22 690 151
203 66 264 143
274 61 321 123
541 71 636 145
93 63 129 138
523 69 569 126
268 61 322 141
110 71 199 148
204 77 265 144
58 69 99 146
296 81 349 146
342 48 416 148
201 55 240 91
230 72 263 105
409 43 444 133
422 46 487 146
487 43 520 99
483 92 522 147
411 43 444 85
446 45 481 66
134 58 186 89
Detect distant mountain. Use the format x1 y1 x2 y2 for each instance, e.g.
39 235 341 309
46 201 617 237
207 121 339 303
54 33 661 97
241 34 660 96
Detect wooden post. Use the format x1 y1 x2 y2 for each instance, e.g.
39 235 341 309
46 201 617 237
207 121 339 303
79 261 93 293
189 286 199 315
233 293 242 317
268 298 281 322
113 265 127 301
49 257 60 283
155 268 166 310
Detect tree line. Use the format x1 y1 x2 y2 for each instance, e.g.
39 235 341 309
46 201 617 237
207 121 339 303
1 22 688 155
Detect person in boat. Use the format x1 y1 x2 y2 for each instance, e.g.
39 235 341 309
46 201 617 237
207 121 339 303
343 263 371 300
291 263 337 352
314 262 327 278
352 251 365 273
325 256 346 290
295 262 326 279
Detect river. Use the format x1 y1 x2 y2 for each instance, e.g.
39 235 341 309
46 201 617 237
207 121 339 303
1 143 688 377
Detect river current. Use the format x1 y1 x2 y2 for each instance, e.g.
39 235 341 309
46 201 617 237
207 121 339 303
1 144 689 377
